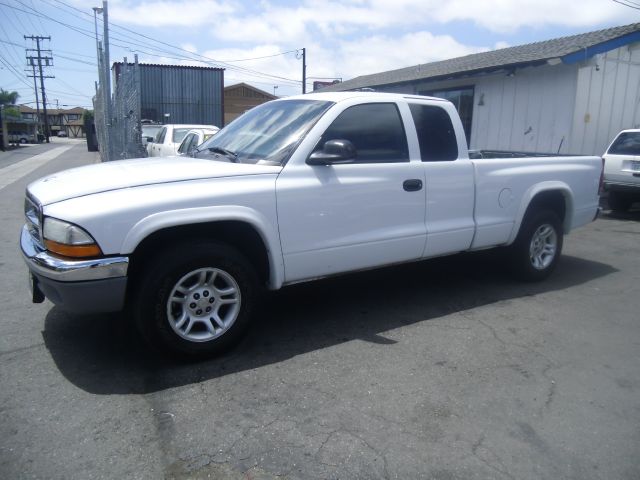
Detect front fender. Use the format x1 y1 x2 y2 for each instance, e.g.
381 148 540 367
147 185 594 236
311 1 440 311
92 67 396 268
121 206 285 289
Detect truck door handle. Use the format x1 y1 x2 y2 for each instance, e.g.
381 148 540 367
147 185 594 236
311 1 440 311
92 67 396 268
403 179 423 192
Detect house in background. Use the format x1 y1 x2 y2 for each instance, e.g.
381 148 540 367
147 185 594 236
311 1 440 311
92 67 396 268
224 83 277 126
321 23 640 156
18 105 87 138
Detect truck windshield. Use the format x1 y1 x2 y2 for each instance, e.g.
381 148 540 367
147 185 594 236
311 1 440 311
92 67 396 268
196 99 334 165
608 131 640 155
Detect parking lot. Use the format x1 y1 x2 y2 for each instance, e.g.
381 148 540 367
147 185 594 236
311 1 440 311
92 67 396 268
1 143 639 479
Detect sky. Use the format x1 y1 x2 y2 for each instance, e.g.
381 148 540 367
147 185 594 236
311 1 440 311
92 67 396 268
0 0 639 110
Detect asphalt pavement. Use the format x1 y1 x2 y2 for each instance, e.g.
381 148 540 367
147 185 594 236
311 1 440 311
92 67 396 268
0 142 639 479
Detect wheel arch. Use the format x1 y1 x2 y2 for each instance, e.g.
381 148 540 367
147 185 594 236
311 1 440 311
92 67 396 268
508 182 574 244
123 206 284 290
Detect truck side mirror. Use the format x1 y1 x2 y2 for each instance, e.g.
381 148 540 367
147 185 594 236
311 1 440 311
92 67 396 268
145 137 154 143
307 139 356 165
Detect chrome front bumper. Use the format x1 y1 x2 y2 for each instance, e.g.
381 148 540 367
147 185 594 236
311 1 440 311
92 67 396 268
20 225 129 313
20 225 128 282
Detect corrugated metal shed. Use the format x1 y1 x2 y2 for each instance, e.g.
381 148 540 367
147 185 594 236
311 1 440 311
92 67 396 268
114 63 224 126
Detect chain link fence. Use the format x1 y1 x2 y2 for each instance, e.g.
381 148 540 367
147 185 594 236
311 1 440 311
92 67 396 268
93 55 146 162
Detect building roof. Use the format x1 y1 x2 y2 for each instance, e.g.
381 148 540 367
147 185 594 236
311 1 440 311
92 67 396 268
224 82 277 99
18 105 86 114
113 62 224 71
322 22 640 92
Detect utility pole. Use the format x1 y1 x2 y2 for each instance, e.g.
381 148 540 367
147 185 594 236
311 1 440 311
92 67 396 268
30 64 41 138
302 47 306 94
102 1 112 136
25 35 53 143
93 1 113 161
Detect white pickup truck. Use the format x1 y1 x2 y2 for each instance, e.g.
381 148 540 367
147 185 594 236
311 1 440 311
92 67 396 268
21 92 603 358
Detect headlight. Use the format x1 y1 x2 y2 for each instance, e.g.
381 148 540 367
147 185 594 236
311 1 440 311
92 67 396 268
43 217 102 258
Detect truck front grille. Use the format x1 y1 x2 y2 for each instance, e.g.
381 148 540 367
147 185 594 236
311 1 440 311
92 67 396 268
24 193 44 250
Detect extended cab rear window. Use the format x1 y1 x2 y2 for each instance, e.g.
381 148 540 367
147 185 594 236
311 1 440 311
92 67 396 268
608 132 640 155
409 104 458 161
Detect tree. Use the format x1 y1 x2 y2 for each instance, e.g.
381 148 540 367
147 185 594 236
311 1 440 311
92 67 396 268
0 88 20 106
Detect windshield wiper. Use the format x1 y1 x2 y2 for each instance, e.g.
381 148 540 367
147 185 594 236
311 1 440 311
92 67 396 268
207 147 238 163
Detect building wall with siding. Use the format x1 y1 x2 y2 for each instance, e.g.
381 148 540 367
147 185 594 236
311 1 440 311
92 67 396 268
470 64 577 154
568 44 640 155
374 43 640 156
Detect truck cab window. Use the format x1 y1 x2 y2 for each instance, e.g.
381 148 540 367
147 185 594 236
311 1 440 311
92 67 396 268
156 127 167 144
317 103 409 163
409 104 458 161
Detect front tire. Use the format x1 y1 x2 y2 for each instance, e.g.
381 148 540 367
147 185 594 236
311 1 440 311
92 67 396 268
132 241 258 359
509 210 563 282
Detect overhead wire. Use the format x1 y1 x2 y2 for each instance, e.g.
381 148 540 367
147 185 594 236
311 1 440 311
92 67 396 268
7 0 302 86
612 0 640 9
43 0 303 83
0 15 27 68
0 53 32 88
27 0 48 34
3 0 305 102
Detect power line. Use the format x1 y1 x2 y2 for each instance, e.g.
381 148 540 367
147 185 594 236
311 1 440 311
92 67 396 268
56 53 97 66
5 0 305 92
39 0 302 83
0 21 26 67
22 0 41 33
612 0 640 9
0 53 31 88
27 0 49 34
9 6 30 34
6 0 303 85
48 0 299 64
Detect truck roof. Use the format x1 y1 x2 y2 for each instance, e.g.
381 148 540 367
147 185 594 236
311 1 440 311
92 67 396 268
281 91 449 104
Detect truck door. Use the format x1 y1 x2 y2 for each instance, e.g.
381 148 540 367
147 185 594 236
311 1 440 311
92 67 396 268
276 101 427 284
150 127 166 157
406 101 475 257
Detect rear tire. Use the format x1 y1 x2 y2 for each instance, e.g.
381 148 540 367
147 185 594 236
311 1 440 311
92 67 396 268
608 191 632 212
509 210 563 282
132 240 259 359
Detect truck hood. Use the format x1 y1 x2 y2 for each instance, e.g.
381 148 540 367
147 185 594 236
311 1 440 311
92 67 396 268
28 156 283 205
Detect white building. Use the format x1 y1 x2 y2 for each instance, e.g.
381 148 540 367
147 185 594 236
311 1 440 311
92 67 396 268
323 23 640 156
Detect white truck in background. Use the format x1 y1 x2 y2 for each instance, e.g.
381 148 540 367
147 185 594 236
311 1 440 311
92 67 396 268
602 129 640 211
20 92 603 358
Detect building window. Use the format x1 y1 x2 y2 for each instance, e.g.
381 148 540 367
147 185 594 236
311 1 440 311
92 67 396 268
420 86 474 146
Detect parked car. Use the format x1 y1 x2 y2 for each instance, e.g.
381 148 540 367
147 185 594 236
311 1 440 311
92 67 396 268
603 129 640 211
176 128 219 156
57 131 68 137
20 92 603 358
147 124 219 157
141 124 162 146
9 131 36 144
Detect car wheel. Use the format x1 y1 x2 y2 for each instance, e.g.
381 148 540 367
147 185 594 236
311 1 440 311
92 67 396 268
608 191 632 212
509 210 563 282
133 241 259 359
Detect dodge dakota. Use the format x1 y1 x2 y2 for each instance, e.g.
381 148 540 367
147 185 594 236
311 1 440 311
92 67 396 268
21 92 603 357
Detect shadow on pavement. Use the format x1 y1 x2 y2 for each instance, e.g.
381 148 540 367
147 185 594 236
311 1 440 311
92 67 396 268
598 209 640 222
42 251 617 395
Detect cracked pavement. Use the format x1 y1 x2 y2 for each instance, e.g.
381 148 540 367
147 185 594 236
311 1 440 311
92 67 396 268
1 143 639 479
